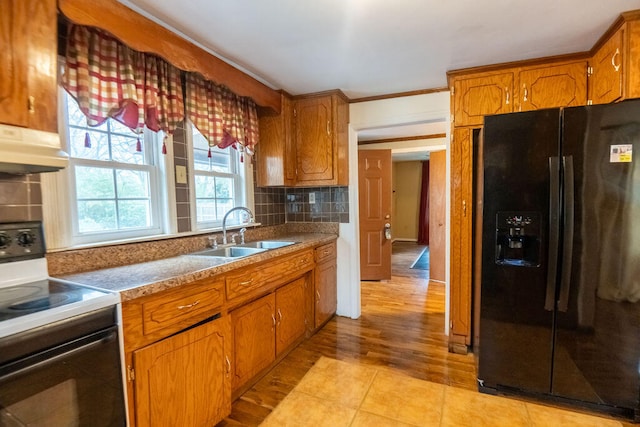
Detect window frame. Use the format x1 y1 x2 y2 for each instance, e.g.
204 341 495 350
61 92 166 246
187 121 254 231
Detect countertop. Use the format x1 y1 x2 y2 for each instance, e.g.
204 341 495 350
56 233 337 302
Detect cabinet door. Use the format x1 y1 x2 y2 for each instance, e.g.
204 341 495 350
0 0 57 132
294 96 335 184
315 259 337 328
449 128 474 352
133 316 231 427
257 93 296 186
453 72 514 127
590 26 624 105
275 276 307 355
231 293 276 390
518 61 587 111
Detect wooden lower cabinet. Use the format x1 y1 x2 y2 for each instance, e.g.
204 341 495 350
314 242 337 328
231 276 308 391
132 315 231 427
231 293 276 390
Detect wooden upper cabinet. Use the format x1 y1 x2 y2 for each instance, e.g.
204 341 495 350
453 72 514 127
257 90 349 187
293 92 349 187
518 61 588 111
590 26 625 105
257 93 296 187
0 0 57 132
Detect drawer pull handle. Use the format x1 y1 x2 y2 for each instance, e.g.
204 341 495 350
323 250 330 255
225 356 231 374
239 279 254 286
299 258 308 264
177 300 200 310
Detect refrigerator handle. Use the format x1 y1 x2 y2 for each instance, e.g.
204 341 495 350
545 157 560 311
558 156 575 312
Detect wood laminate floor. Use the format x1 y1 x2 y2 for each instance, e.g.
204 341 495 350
218 242 632 426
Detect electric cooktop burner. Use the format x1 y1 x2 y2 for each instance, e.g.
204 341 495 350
0 221 120 339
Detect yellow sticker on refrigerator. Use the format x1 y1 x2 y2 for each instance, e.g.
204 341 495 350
610 144 633 163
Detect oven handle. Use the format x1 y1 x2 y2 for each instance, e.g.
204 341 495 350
0 327 118 381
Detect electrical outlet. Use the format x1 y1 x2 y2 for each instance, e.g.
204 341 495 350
309 193 315 204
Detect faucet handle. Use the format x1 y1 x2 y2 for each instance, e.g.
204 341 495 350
230 233 239 244
208 236 218 249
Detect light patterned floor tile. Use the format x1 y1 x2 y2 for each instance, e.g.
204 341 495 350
526 402 623 427
260 390 356 427
294 357 378 408
359 369 446 426
351 410 420 427
441 386 530 427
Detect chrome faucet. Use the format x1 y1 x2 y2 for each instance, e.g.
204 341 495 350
222 207 254 245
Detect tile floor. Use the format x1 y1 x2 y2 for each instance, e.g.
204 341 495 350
261 357 624 427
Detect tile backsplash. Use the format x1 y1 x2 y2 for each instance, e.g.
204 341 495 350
0 173 42 222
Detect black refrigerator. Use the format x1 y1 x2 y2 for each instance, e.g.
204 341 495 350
478 98 640 421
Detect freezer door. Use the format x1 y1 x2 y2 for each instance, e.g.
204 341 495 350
553 100 640 415
478 109 560 394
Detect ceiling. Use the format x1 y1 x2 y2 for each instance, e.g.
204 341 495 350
119 0 640 160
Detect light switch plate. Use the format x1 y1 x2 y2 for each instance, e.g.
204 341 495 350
175 165 187 184
309 192 315 204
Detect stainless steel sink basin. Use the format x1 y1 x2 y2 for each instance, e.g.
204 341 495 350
189 246 266 258
240 241 297 249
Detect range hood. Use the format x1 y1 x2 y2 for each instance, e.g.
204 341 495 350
0 124 68 174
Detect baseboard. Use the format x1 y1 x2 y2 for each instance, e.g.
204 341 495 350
392 238 418 243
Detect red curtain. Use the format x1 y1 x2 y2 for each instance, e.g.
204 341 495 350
417 160 430 245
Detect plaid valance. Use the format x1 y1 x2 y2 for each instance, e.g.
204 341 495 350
185 73 259 161
62 24 259 159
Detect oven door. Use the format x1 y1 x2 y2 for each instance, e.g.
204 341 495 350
0 325 126 426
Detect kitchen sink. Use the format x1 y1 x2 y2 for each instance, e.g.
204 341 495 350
189 246 266 258
240 241 297 249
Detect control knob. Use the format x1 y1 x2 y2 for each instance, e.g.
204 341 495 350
0 233 9 249
17 231 36 247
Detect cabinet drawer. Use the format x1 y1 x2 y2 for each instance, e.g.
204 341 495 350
315 242 336 263
226 249 314 302
142 280 224 336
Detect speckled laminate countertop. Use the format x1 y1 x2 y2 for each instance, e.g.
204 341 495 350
56 233 337 302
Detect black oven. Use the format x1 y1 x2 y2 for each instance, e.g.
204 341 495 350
0 306 126 426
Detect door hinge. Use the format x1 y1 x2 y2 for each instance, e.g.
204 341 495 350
587 66 593 76
449 320 454 329
587 100 593 106
127 365 135 382
293 108 297 118
450 86 455 96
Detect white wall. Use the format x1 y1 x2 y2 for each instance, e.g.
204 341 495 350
337 91 451 328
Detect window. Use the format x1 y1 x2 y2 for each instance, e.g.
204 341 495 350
64 94 163 244
190 124 250 229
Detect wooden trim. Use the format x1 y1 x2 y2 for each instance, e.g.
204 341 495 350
591 10 640 54
446 51 590 82
350 87 449 103
57 0 281 113
291 89 349 103
358 133 446 145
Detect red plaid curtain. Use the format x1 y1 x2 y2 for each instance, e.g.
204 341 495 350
62 24 184 150
185 72 259 161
